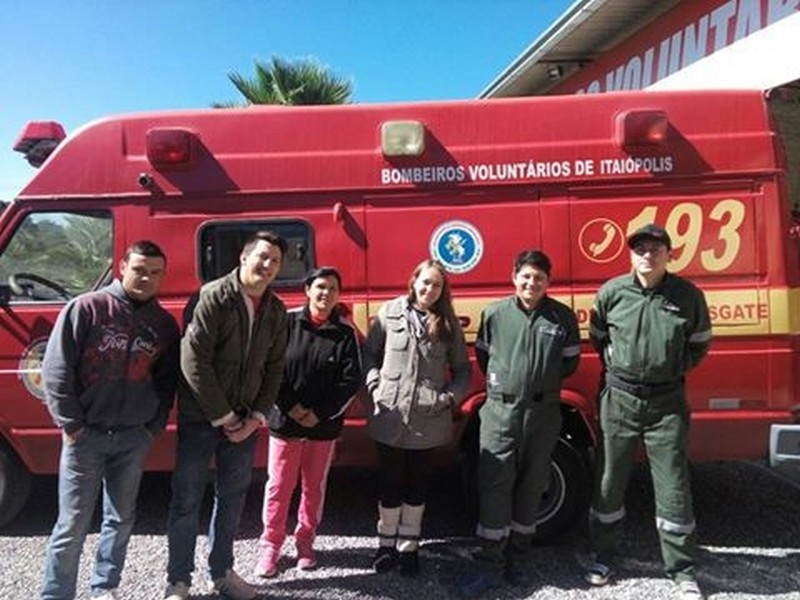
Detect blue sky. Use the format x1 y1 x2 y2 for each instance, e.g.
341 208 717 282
0 1 572 199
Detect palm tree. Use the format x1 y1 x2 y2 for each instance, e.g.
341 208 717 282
214 56 353 107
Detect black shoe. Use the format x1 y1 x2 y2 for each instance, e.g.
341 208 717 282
399 550 419 577
504 561 531 587
372 546 398 573
456 569 501 598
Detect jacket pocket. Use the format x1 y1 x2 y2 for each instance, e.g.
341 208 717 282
486 368 510 394
417 386 450 415
374 371 402 408
215 359 238 396
387 321 409 351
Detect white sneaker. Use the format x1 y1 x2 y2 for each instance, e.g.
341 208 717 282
677 578 705 600
164 580 190 600
212 569 257 600
91 591 119 600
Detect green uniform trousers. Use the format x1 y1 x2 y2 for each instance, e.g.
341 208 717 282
590 385 697 582
477 396 562 541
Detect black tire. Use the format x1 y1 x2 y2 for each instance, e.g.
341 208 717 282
459 436 591 542
457 417 480 531
0 445 33 528
532 439 591 541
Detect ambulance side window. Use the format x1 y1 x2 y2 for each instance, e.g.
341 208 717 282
198 220 313 287
0 210 113 304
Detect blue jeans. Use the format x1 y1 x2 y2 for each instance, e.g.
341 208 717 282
166 421 258 584
41 426 152 600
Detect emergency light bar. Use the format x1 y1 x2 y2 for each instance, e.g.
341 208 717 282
615 109 669 148
146 127 196 169
381 120 425 156
13 121 66 168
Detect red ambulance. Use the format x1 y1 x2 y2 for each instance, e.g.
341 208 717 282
0 89 798 536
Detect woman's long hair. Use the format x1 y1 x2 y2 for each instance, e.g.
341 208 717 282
407 259 460 343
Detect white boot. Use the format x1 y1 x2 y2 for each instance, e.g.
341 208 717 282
374 503 401 572
397 503 425 552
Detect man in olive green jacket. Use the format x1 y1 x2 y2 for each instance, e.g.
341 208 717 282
586 224 711 600
165 231 288 600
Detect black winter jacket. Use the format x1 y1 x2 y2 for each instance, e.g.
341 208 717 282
269 305 362 440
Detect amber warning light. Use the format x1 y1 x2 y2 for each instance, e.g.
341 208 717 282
615 109 669 148
381 120 425 157
146 128 196 169
13 121 66 168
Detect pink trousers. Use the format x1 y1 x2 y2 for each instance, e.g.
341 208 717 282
259 435 336 552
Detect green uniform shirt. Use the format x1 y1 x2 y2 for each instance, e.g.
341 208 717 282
476 295 580 400
589 273 712 384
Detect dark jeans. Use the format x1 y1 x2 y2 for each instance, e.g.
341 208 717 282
42 426 152 599
166 421 259 584
376 442 433 508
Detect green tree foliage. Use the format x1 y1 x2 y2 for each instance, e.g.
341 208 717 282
214 56 353 107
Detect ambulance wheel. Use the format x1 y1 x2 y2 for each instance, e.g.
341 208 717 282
457 416 480 529
0 445 32 528
532 439 591 542
458 426 590 541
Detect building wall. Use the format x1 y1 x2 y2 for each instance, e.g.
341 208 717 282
550 0 799 94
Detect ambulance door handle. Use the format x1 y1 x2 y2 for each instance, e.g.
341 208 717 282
332 201 367 249
333 201 347 223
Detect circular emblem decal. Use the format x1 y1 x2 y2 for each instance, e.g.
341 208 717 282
430 220 484 274
19 338 48 401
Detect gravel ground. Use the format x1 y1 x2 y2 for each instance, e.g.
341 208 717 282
2 460 799 599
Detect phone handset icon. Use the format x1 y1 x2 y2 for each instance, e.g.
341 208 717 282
589 223 617 257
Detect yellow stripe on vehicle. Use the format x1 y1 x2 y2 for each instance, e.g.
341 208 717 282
350 285 800 342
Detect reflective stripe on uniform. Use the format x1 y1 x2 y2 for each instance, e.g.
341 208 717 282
510 520 537 535
655 516 696 534
689 329 712 343
476 523 509 541
563 344 581 357
589 506 626 524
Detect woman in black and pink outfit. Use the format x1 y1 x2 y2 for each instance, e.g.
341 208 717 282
254 266 362 578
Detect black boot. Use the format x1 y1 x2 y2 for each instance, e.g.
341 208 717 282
504 554 531 587
504 532 533 586
399 550 419 577
372 546 398 573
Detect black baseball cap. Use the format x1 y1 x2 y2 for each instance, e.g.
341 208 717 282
627 223 672 250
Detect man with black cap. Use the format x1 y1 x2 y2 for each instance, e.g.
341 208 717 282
585 223 711 600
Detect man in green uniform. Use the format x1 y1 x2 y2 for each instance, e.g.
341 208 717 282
586 224 711 600
462 250 580 596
